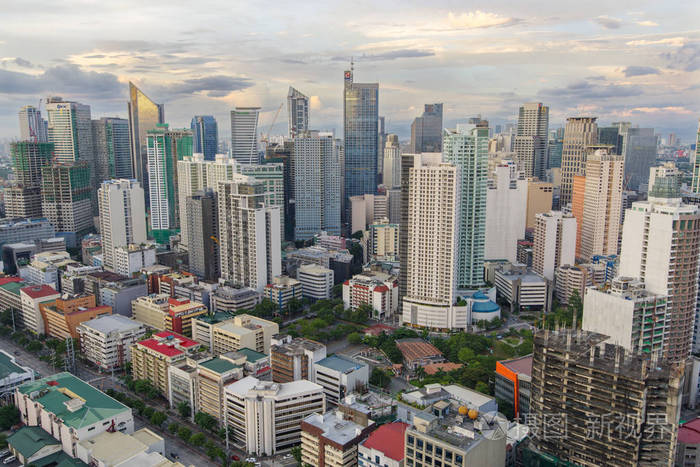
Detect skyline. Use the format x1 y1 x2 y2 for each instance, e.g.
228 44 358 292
1 1 699 141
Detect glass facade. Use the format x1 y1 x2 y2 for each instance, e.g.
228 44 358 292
128 82 165 204
191 115 218 161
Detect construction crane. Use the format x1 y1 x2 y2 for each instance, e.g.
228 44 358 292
261 103 283 146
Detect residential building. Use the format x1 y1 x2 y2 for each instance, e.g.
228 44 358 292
485 161 527 262
131 294 208 337
230 107 260 165
128 82 165 203
571 174 586 256
529 329 682 466
409 103 443 153
313 355 369 407
190 115 218 161
288 87 309 139
301 410 376 467
96 276 147 316
185 189 219 280
19 250 73 289
210 284 261 313
343 67 378 217
350 193 389 233
383 134 401 189
131 331 201 396
443 123 489 289
4 185 43 219
197 356 244 423
559 116 598 205
623 127 658 191
526 180 553 229
92 117 132 180
98 179 146 273
192 313 279 354
494 264 548 311
532 211 576 281
167 360 198 420
298 264 333 300
555 262 606 304
358 422 408 467
369 219 398 261
19 285 60 334
239 162 286 238
113 243 156 276
7 141 53 218
0 278 27 328
40 294 112 339
18 104 48 142
342 271 399 320
224 376 325 455
495 355 532 418
0 349 35 396
270 334 327 383
676 418 700 467
265 275 302 314
513 102 549 179
77 314 147 370
0 217 55 249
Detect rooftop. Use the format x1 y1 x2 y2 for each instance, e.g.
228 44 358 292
316 354 366 374
137 331 199 357
0 280 27 296
0 349 32 380
21 284 59 299
7 426 59 459
199 357 240 374
271 336 326 355
195 311 234 325
360 422 408 461
679 418 700 445
225 375 322 399
227 347 268 362
303 411 370 447
0 276 22 286
499 355 533 377
424 362 463 375
78 314 143 334
363 323 396 336
395 338 443 362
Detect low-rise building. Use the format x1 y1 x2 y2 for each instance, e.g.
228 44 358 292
167 360 198 421
358 422 408 467
39 294 112 339
223 348 271 377
0 349 34 395
395 338 445 373
131 294 208 337
313 355 369 407
555 262 607 305
76 428 183 467
495 355 533 419
192 313 279 354
77 314 147 370
6 426 65 466
298 263 334 300
265 275 302 314
494 264 548 311
113 244 157 276
197 356 244 423
301 410 376 467
677 418 700 467
271 334 327 383
0 277 26 327
19 284 60 334
224 376 325 456
19 250 76 289
401 383 498 414
369 219 399 261
210 283 261 313
342 271 399 320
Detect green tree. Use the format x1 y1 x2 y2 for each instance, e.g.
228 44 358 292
291 446 302 464
168 422 179 434
177 401 191 418
347 332 363 345
475 381 491 395
369 368 391 388
457 347 475 364
132 399 146 415
189 432 206 447
195 411 218 431
177 427 192 442
150 411 167 427
26 340 43 353
143 406 155 419
0 405 20 430
286 297 303 316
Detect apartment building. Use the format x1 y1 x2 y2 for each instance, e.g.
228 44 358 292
532 211 576 281
19 285 60 334
342 271 399 320
301 410 376 467
39 294 111 339
313 355 369 407
298 264 334 300
192 313 278 354
77 314 147 370
197 357 244 423
554 263 606 305
271 335 327 383
131 294 207 337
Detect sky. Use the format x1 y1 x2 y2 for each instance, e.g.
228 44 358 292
1 0 699 142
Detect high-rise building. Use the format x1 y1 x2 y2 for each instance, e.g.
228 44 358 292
377 115 387 177
559 117 598 206
513 102 549 179
7 141 53 219
147 124 193 243
287 87 309 139
238 162 286 238
127 82 164 202
619 170 700 362
598 125 624 155
532 211 576 281
98 179 146 273
443 124 489 289
186 189 219 281
623 127 658 191
485 161 527 263
230 107 260 165
18 105 48 142
293 131 341 240
410 103 443 153
526 180 553 230
382 134 401 189
571 174 586 257
547 135 563 169
343 67 378 218
190 115 218 161
41 162 93 247
528 328 681 466
692 120 700 193
579 148 624 260
217 178 281 291
91 117 132 181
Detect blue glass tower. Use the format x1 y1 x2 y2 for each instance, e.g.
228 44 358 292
190 115 218 161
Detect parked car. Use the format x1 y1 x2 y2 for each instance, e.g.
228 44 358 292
3 455 16 464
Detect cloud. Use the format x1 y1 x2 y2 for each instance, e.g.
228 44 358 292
309 96 321 111
156 75 252 98
447 11 521 29
13 57 33 68
623 66 660 77
628 106 693 115
662 43 700 71
636 20 658 27
593 16 623 29
539 80 643 99
627 37 686 47
357 49 435 61
0 64 121 97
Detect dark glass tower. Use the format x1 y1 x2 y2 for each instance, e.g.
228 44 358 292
190 115 218 161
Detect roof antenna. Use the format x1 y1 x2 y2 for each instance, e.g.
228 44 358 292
351 57 354 73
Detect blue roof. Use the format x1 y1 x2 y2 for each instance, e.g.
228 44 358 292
316 355 365 374
472 300 500 313
472 291 488 300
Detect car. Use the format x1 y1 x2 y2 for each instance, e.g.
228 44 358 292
3 455 16 464
231 455 240 461
170 452 179 459
0 450 8 457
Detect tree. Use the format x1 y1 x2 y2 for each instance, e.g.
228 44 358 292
195 411 218 431
167 422 179 434
150 411 167 427
291 446 302 464
369 368 391 388
286 297 303 316
177 427 192 443
132 399 146 415
143 406 155 419
348 332 363 345
568 290 583 327
0 405 20 430
189 432 206 447
177 401 191 418
26 340 43 353
457 347 475 364
475 381 491 395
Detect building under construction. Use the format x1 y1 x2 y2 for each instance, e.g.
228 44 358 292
528 328 682 467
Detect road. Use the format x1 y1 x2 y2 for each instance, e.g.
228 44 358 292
133 416 217 467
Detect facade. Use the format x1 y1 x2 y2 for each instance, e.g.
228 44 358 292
186 189 219 280
192 313 279 354
18 104 48 142
494 355 532 418
19 284 60 334
128 82 165 203
4 185 43 220
294 131 342 239
350 193 389 234
8 141 53 218
359 422 408 467
692 120 700 193
131 294 208 337
298 264 334 300
190 115 218 161
230 107 261 165
443 124 489 289
532 211 576 281
20 250 75 289
559 116 598 206
383 134 401 189
239 162 286 238
39 294 112 339
301 410 375 467
677 418 700 467
555 262 606 304
494 265 548 310
313 355 369 407
98 179 146 273
410 103 443 153
41 161 93 247
526 180 553 229
369 219 399 261
485 161 527 262
113 244 156 276
342 271 399 319
265 275 302 313
513 102 549 179
287 87 309 138
624 127 658 191
270 335 327 383
0 350 35 396
0 218 55 249
77 314 147 370
91 117 132 180
197 356 244 423
571 174 586 256
210 284 261 313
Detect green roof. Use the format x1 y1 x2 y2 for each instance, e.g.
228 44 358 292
18 372 130 429
34 451 89 467
235 347 268 362
7 426 59 458
0 281 26 296
197 311 234 324
199 357 239 374
0 350 30 379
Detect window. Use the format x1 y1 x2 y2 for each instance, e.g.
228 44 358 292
455 454 463 465
426 442 433 452
407 435 414 445
435 446 443 457
416 439 423 449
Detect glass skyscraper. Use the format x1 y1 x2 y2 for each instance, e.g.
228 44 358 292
287 87 309 139
128 82 164 204
410 103 443 153
190 115 218 161
92 117 132 181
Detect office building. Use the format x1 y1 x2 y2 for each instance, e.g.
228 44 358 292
225 376 325 456
369 219 398 261
301 410 375 467
183 190 217 281
350 193 389 234
39 293 111 339
45 97 94 176
74 428 176 467
7 141 53 218
532 211 576 281
18 105 48 142
217 178 281 291
98 179 146 273
555 262 606 305
4 186 43 219
265 276 302 314
196 356 244 423
624 127 658 191
343 67 378 217
382 134 401 188
313 355 369 407
230 107 260 165
20 250 75 289
210 284 261 313
294 131 342 239
77 314 147 370
131 294 208 337
525 180 553 230
547 135 563 169
410 103 443 153
91 117 132 180
190 115 218 161
192 313 279 354
358 422 408 467
298 264 333 300
113 244 156 276
495 355 532 419
128 82 165 201
239 161 286 237
0 219 54 250
270 335 327 383
485 161 527 262
288 87 309 138
598 125 624 155
559 117 598 205
19 284 60 334
342 271 399 320
443 124 489 289
513 102 549 179
529 329 682 466
571 174 586 256
494 264 548 311
41 162 93 247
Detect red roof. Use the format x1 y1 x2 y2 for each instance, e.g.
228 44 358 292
154 330 198 347
395 338 443 362
363 323 395 336
0 277 22 286
139 331 199 356
20 284 58 299
361 422 408 461
424 362 463 375
679 418 700 444
500 355 533 377
373 285 389 293
168 297 190 306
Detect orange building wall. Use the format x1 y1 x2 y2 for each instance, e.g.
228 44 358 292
495 361 519 417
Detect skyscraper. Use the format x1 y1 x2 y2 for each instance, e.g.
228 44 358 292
692 120 700 193
410 104 443 153
382 134 401 189
484 161 528 263
513 102 549 179
186 189 219 281
230 107 260 165
598 125 624 155
128 82 164 203
238 162 286 238
6 141 54 219
623 127 658 191
41 162 93 247
287 87 309 139
293 131 341 240
98 179 146 273
18 105 48 142
443 123 489 289
91 117 132 181
532 211 577 281
190 115 218 161
559 117 598 206
377 115 386 177
343 67 378 219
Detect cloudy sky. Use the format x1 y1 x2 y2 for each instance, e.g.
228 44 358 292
1 0 699 142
